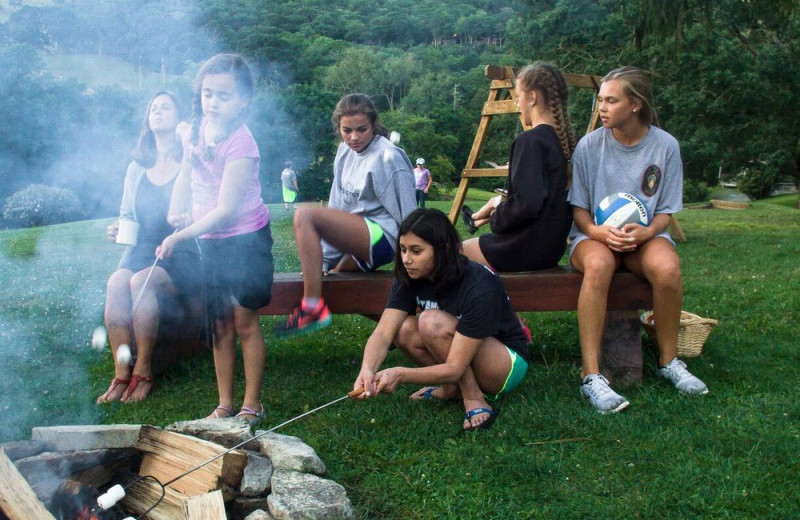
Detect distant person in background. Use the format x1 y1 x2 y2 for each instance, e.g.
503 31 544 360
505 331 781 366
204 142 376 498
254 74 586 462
461 62 575 272
569 66 707 414
281 160 299 211
97 90 201 404
413 157 432 207
159 53 274 423
274 93 416 336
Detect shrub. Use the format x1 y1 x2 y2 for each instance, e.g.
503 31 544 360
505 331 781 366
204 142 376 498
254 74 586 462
737 164 779 201
2 184 84 228
683 179 710 203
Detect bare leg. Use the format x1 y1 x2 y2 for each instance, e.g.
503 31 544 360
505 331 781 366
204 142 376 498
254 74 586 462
394 316 460 400
98 269 134 403
571 240 620 377
624 238 682 366
234 306 266 415
122 267 177 402
208 314 237 417
415 310 511 429
293 207 372 299
462 237 490 266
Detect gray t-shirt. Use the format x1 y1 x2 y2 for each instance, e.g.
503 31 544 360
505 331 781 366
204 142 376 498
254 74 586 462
568 126 683 255
280 168 297 190
322 135 416 270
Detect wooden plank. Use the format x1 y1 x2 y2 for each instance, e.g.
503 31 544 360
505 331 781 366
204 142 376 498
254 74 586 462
461 167 509 178
0 448 57 520
261 271 395 316
182 490 227 520
483 99 519 115
136 426 246 496
499 269 652 312
259 269 652 316
485 65 603 90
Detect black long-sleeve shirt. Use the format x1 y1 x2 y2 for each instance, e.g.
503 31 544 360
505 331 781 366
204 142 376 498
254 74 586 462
478 124 572 272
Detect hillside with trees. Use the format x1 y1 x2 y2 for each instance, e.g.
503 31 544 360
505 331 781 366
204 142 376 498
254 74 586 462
0 0 798 226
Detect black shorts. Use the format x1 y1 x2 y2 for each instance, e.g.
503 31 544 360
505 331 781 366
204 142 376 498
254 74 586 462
199 224 274 319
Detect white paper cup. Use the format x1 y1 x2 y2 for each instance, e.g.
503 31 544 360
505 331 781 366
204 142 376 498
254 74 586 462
116 220 140 246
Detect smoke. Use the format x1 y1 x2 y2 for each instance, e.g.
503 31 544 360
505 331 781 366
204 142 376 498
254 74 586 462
0 1 317 442
0 223 115 442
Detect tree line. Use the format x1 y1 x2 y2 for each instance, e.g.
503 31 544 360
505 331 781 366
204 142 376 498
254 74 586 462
0 0 797 226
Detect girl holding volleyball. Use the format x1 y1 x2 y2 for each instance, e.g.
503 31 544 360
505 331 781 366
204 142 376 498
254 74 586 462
569 66 707 414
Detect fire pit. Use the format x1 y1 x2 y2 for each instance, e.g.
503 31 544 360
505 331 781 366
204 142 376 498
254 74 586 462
1 421 356 520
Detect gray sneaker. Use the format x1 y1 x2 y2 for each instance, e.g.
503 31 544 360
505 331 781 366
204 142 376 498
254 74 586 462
580 374 630 414
657 358 709 395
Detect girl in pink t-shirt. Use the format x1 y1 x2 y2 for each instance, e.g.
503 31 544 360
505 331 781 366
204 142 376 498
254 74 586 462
159 54 273 423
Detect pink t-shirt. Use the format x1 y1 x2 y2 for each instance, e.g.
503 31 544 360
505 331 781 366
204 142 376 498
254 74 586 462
186 120 270 239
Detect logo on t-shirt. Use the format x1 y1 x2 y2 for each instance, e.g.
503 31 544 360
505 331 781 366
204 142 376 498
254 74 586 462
641 165 661 196
339 181 360 205
416 298 439 311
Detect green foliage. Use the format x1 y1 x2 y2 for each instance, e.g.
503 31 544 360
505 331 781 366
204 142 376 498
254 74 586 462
683 180 710 204
737 164 779 201
0 227 41 258
2 184 84 228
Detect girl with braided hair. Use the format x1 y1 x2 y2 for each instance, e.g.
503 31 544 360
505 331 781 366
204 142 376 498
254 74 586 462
159 53 274 423
461 61 576 273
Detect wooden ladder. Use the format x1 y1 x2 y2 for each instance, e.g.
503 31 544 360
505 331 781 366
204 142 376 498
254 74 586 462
448 65 686 241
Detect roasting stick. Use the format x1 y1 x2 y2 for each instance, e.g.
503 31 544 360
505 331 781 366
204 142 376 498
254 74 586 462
129 228 180 315
95 387 366 515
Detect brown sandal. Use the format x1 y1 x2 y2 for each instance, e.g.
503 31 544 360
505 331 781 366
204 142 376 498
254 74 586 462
97 377 130 404
120 374 155 403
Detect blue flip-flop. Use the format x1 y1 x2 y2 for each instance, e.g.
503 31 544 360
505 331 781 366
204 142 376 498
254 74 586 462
463 407 497 431
410 386 439 400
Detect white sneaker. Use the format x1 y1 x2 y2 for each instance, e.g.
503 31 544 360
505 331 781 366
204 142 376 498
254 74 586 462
657 358 709 395
580 374 629 414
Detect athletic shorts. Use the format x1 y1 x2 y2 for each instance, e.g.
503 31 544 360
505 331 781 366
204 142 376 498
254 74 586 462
199 223 274 319
484 346 529 401
282 186 297 203
352 218 395 272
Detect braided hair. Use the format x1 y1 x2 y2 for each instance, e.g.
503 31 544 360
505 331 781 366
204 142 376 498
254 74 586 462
516 62 577 161
188 54 254 163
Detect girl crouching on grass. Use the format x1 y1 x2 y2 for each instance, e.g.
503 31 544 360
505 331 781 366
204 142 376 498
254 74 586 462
353 208 530 431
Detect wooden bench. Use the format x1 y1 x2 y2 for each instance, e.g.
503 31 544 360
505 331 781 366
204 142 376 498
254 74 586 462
260 268 653 386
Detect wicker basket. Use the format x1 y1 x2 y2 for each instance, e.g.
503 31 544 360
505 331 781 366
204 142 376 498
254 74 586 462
640 310 718 357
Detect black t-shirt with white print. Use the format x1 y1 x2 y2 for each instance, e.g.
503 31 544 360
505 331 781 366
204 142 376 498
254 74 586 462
386 257 530 362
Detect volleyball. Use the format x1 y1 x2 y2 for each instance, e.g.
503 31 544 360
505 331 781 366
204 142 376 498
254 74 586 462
594 192 649 229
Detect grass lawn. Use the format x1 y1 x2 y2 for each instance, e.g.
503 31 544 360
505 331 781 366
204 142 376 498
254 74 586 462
1 196 798 519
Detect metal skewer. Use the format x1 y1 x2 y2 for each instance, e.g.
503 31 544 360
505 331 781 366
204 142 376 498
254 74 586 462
163 387 365 487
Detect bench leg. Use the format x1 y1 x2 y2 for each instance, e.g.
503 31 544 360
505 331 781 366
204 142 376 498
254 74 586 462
600 310 643 388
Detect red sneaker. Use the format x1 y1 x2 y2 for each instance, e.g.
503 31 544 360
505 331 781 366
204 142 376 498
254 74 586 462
274 300 332 336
